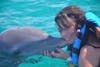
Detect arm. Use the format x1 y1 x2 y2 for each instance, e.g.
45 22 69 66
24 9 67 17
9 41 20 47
96 27 100 38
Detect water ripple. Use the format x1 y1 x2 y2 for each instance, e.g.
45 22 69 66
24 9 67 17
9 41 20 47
0 0 100 37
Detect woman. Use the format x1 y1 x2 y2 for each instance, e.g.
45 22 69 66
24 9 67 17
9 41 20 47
46 5 100 67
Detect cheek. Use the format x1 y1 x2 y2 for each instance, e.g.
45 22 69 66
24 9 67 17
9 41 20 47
61 30 76 44
61 28 75 36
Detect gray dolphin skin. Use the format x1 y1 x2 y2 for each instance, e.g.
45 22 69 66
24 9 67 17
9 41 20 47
0 27 67 67
0 27 49 45
10 36 67 56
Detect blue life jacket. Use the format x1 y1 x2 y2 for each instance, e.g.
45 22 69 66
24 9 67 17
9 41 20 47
71 12 100 66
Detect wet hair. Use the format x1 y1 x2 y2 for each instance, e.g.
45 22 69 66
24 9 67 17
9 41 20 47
55 5 86 31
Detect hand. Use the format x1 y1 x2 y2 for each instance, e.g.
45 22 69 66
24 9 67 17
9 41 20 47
44 48 70 59
51 48 70 59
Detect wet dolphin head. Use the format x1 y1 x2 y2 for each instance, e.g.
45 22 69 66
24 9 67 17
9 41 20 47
0 27 67 67
0 27 67 56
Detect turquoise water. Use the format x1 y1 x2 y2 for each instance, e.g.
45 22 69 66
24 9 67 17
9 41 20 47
0 0 100 37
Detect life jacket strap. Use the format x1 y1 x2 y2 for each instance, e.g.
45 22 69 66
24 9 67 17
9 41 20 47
71 47 80 55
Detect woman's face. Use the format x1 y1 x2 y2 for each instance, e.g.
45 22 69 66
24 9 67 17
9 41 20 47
57 14 77 44
60 26 76 44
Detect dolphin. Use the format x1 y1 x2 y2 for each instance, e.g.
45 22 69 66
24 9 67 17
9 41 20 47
0 27 68 67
